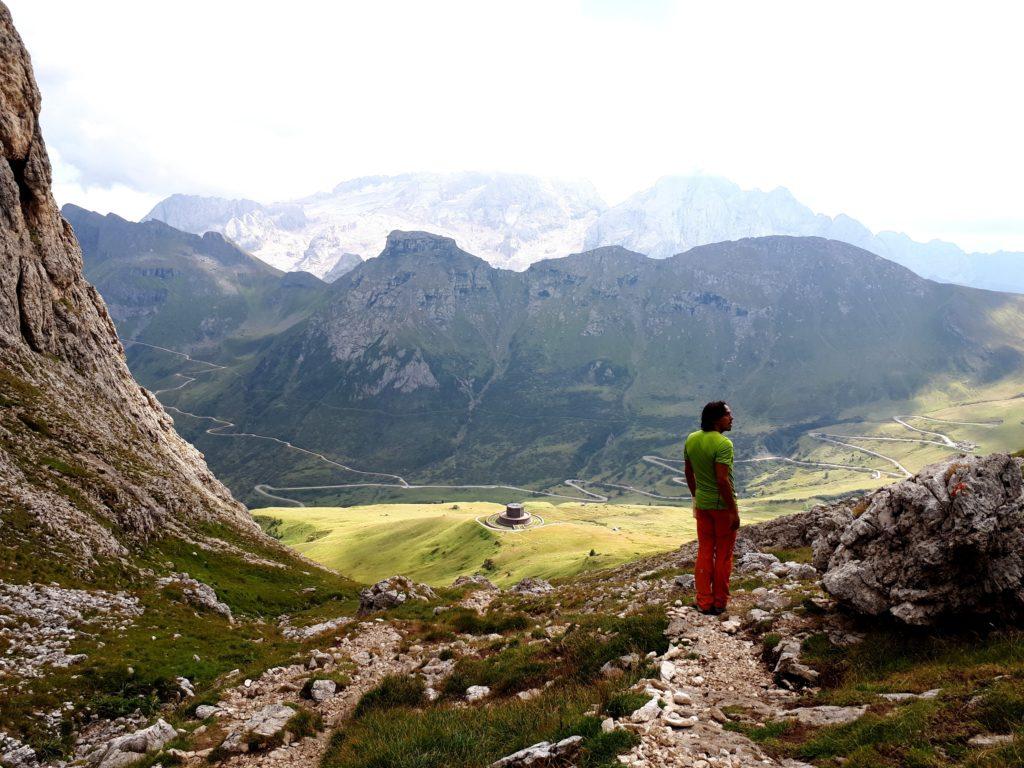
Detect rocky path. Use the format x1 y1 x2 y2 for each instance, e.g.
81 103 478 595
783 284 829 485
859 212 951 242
615 604 810 768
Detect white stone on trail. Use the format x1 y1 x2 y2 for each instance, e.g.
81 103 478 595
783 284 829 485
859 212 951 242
195 705 220 719
721 619 742 633
658 660 676 682
630 697 662 723
662 712 698 728
781 705 867 726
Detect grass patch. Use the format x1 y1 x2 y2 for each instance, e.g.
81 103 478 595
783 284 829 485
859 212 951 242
793 700 940 764
322 685 637 768
724 719 796 744
446 608 529 635
354 675 427 719
761 626 1024 767
443 643 548 698
603 690 650 719
39 455 90 479
767 546 813 563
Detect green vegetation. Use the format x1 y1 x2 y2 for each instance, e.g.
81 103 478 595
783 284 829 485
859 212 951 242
752 626 1024 767
253 502 783 586
354 675 428 719
0 522 361 760
603 690 650 720
320 608 664 767
323 685 637 768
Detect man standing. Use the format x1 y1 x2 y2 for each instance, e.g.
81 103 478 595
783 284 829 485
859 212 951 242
684 401 739 615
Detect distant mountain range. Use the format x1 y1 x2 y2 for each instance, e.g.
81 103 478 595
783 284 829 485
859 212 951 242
82 220 1020 505
143 172 1024 292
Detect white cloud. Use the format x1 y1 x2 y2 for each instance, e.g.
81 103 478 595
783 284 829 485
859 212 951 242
8 0 1024 251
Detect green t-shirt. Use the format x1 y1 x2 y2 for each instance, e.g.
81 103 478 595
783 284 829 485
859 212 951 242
684 429 734 509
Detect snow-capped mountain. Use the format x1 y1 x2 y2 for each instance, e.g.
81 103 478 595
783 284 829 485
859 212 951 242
144 172 605 277
143 173 1024 292
583 176 876 257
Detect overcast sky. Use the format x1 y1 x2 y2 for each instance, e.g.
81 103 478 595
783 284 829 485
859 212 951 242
8 0 1024 252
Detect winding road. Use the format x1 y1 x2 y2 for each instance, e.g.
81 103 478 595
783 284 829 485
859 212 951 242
129 341 1000 509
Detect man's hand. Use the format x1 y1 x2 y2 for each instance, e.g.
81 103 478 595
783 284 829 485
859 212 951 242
729 510 740 531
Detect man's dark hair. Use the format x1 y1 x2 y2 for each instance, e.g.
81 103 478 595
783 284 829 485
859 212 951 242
701 401 729 431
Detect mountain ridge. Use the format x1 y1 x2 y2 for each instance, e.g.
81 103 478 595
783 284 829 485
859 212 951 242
141 172 1024 293
159 231 1024 505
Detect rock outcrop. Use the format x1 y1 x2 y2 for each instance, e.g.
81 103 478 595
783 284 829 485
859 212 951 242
511 577 554 595
156 572 233 621
0 2 256 572
820 453 1024 624
86 719 176 768
358 575 437 612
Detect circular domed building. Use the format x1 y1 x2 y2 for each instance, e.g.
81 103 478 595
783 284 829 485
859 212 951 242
496 502 532 528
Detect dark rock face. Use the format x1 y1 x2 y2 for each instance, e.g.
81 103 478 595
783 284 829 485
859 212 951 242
0 3 253 569
821 454 1024 625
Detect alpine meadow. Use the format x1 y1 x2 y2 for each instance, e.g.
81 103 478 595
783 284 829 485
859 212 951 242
4 3 1024 768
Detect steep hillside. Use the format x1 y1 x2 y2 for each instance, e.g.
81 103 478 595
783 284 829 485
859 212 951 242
0 6 360 763
64 204 329 354
166 232 1024 505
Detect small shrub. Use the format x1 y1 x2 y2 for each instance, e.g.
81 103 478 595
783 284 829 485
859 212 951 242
974 683 1024 732
723 719 794 744
604 690 649 719
442 645 550 698
286 707 323 739
448 609 528 635
354 675 426 718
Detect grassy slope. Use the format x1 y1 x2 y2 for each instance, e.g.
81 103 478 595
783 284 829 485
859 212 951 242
1 513 362 760
741 381 1024 502
253 502 784 587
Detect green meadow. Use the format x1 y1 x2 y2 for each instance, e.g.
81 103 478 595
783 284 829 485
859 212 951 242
253 501 786 587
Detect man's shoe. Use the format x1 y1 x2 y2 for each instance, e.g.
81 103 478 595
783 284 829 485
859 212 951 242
698 607 718 616
710 606 725 615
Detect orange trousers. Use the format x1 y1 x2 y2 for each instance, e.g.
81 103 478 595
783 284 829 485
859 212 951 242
694 508 737 610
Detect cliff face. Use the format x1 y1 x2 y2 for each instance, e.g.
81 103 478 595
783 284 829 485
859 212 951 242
0 3 253 573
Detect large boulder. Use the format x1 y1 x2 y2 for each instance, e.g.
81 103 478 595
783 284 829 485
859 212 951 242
156 572 233 621
87 719 176 768
510 577 554 595
358 575 437 612
452 574 499 590
219 703 295 754
489 736 583 768
821 454 1024 625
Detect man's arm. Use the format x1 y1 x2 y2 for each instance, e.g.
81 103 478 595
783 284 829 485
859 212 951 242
684 458 697 498
715 462 740 530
